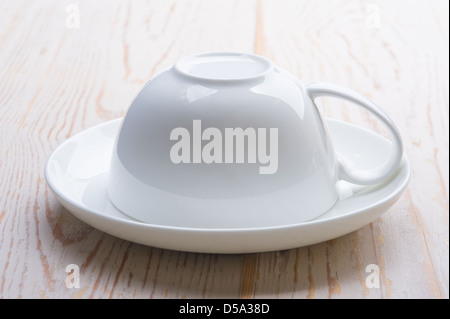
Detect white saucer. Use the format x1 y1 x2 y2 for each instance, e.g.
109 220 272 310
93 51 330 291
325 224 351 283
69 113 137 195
45 118 410 254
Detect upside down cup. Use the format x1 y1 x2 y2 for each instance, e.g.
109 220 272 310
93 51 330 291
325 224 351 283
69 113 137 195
107 52 403 228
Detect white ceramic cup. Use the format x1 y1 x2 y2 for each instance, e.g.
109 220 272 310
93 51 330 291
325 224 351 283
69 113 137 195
108 52 403 228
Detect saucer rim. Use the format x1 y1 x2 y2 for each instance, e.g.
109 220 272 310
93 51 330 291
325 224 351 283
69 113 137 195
44 118 410 234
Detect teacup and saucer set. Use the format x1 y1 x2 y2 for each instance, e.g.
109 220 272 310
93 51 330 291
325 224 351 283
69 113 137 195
45 52 410 253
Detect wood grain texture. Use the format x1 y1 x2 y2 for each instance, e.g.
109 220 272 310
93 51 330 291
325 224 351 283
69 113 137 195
0 0 448 299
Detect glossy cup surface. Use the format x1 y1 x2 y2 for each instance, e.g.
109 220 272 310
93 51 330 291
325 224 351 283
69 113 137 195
108 52 339 227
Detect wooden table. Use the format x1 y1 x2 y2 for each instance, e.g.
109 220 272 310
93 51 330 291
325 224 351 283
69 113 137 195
0 0 448 299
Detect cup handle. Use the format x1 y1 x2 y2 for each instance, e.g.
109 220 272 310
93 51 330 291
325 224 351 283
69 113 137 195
306 82 403 185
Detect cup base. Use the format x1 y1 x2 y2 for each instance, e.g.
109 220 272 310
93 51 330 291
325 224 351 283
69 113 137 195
174 52 273 81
